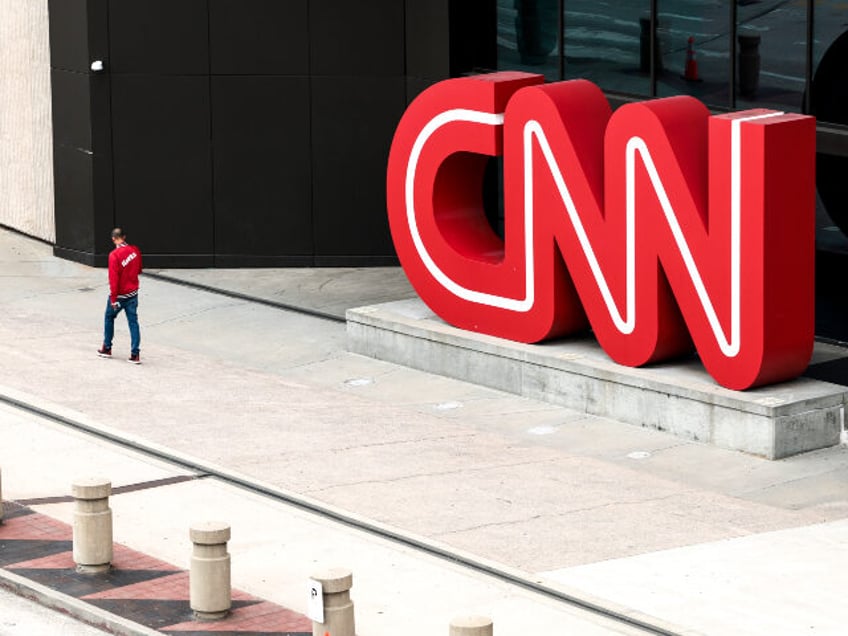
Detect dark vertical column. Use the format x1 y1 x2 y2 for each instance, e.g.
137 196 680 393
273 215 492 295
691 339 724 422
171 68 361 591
405 0 450 102
49 0 113 266
729 0 738 108
649 0 658 96
309 0 406 265
448 0 497 77
405 0 497 103
209 0 313 266
107 0 213 266
804 0 814 114
405 1 500 237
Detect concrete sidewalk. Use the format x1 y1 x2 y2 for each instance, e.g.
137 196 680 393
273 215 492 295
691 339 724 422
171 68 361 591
0 399 665 636
2 227 848 634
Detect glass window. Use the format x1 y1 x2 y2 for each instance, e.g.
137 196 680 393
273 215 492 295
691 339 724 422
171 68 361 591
811 1 848 127
735 0 806 111
811 3 848 242
497 0 561 80
563 0 650 97
656 1 731 108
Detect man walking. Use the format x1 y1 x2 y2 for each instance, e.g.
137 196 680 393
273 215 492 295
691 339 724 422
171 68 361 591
97 228 143 364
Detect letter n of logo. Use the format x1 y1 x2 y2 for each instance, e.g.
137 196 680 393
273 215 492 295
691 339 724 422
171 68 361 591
386 72 815 390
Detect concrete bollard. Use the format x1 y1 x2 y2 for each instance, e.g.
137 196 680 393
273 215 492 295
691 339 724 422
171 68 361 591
72 477 113 573
450 615 494 636
190 521 231 620
310 568 355 636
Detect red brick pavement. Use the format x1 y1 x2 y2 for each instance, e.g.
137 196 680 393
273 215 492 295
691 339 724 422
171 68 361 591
112 543 184 572
0 503 312 635
83 572 190 600
164 602 312 632
0 511 70 539
4 549 76 569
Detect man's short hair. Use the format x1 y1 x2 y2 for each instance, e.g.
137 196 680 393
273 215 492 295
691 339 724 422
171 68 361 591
111 228 125 240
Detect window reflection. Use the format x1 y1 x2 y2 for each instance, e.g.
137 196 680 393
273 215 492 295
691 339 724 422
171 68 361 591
812 1 848 126
497 0 561 80
735 0 806 111
489 2 848 262
492 1 821 116
563 0 650 96
811 3 848 239
656 1 730 108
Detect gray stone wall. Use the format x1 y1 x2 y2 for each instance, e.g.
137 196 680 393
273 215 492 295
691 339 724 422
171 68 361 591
0 0 54 241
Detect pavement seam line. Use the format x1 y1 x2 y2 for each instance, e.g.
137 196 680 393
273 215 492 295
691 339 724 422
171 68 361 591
433 493 686 536
15 474 206 506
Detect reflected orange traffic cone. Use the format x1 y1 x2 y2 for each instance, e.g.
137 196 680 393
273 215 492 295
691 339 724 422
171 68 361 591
682 36 701 82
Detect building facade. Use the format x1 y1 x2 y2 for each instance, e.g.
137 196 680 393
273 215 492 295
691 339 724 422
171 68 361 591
43 0 495 268
1 1 847 340
498 0 848 238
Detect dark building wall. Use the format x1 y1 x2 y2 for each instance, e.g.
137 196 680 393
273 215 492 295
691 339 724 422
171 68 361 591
49 0 114 265
48 0 495 267
107 1 214 266
309 0 405 265
210 0 313 266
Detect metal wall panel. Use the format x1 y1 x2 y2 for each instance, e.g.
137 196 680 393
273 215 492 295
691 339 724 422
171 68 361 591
406 0 451 82
309 0 404 77
212 76 313 265
48 0 490 266
50 70 92 151
108 0 209 75
52 144 95 254
48 0 111 258
110 75 213 264
310 75 405 263
209 0 309 75
47 0 89 72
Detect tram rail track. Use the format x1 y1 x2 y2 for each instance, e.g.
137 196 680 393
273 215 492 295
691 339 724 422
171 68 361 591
0 389 686 636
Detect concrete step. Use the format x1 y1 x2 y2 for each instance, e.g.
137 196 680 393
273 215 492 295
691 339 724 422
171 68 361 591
347 299 848 459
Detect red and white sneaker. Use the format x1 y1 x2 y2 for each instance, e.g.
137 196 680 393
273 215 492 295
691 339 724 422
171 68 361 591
97 346 112 358
128 353 141 365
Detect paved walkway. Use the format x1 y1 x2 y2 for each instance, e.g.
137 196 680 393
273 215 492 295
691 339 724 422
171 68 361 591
1 500 311 635
0 400 657 636
0 576 108 636
2 227 848 635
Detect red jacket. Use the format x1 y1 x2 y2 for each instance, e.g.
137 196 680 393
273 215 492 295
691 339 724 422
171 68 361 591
108 242 143 303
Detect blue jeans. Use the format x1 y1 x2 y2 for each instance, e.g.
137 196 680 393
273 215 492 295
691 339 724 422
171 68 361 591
103 295 140 355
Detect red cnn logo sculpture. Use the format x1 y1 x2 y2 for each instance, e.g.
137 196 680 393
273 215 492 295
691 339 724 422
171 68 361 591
386 72 815 390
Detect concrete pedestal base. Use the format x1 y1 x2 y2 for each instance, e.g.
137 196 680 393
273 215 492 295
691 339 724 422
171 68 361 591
347 299 848 459
75 564 111 574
